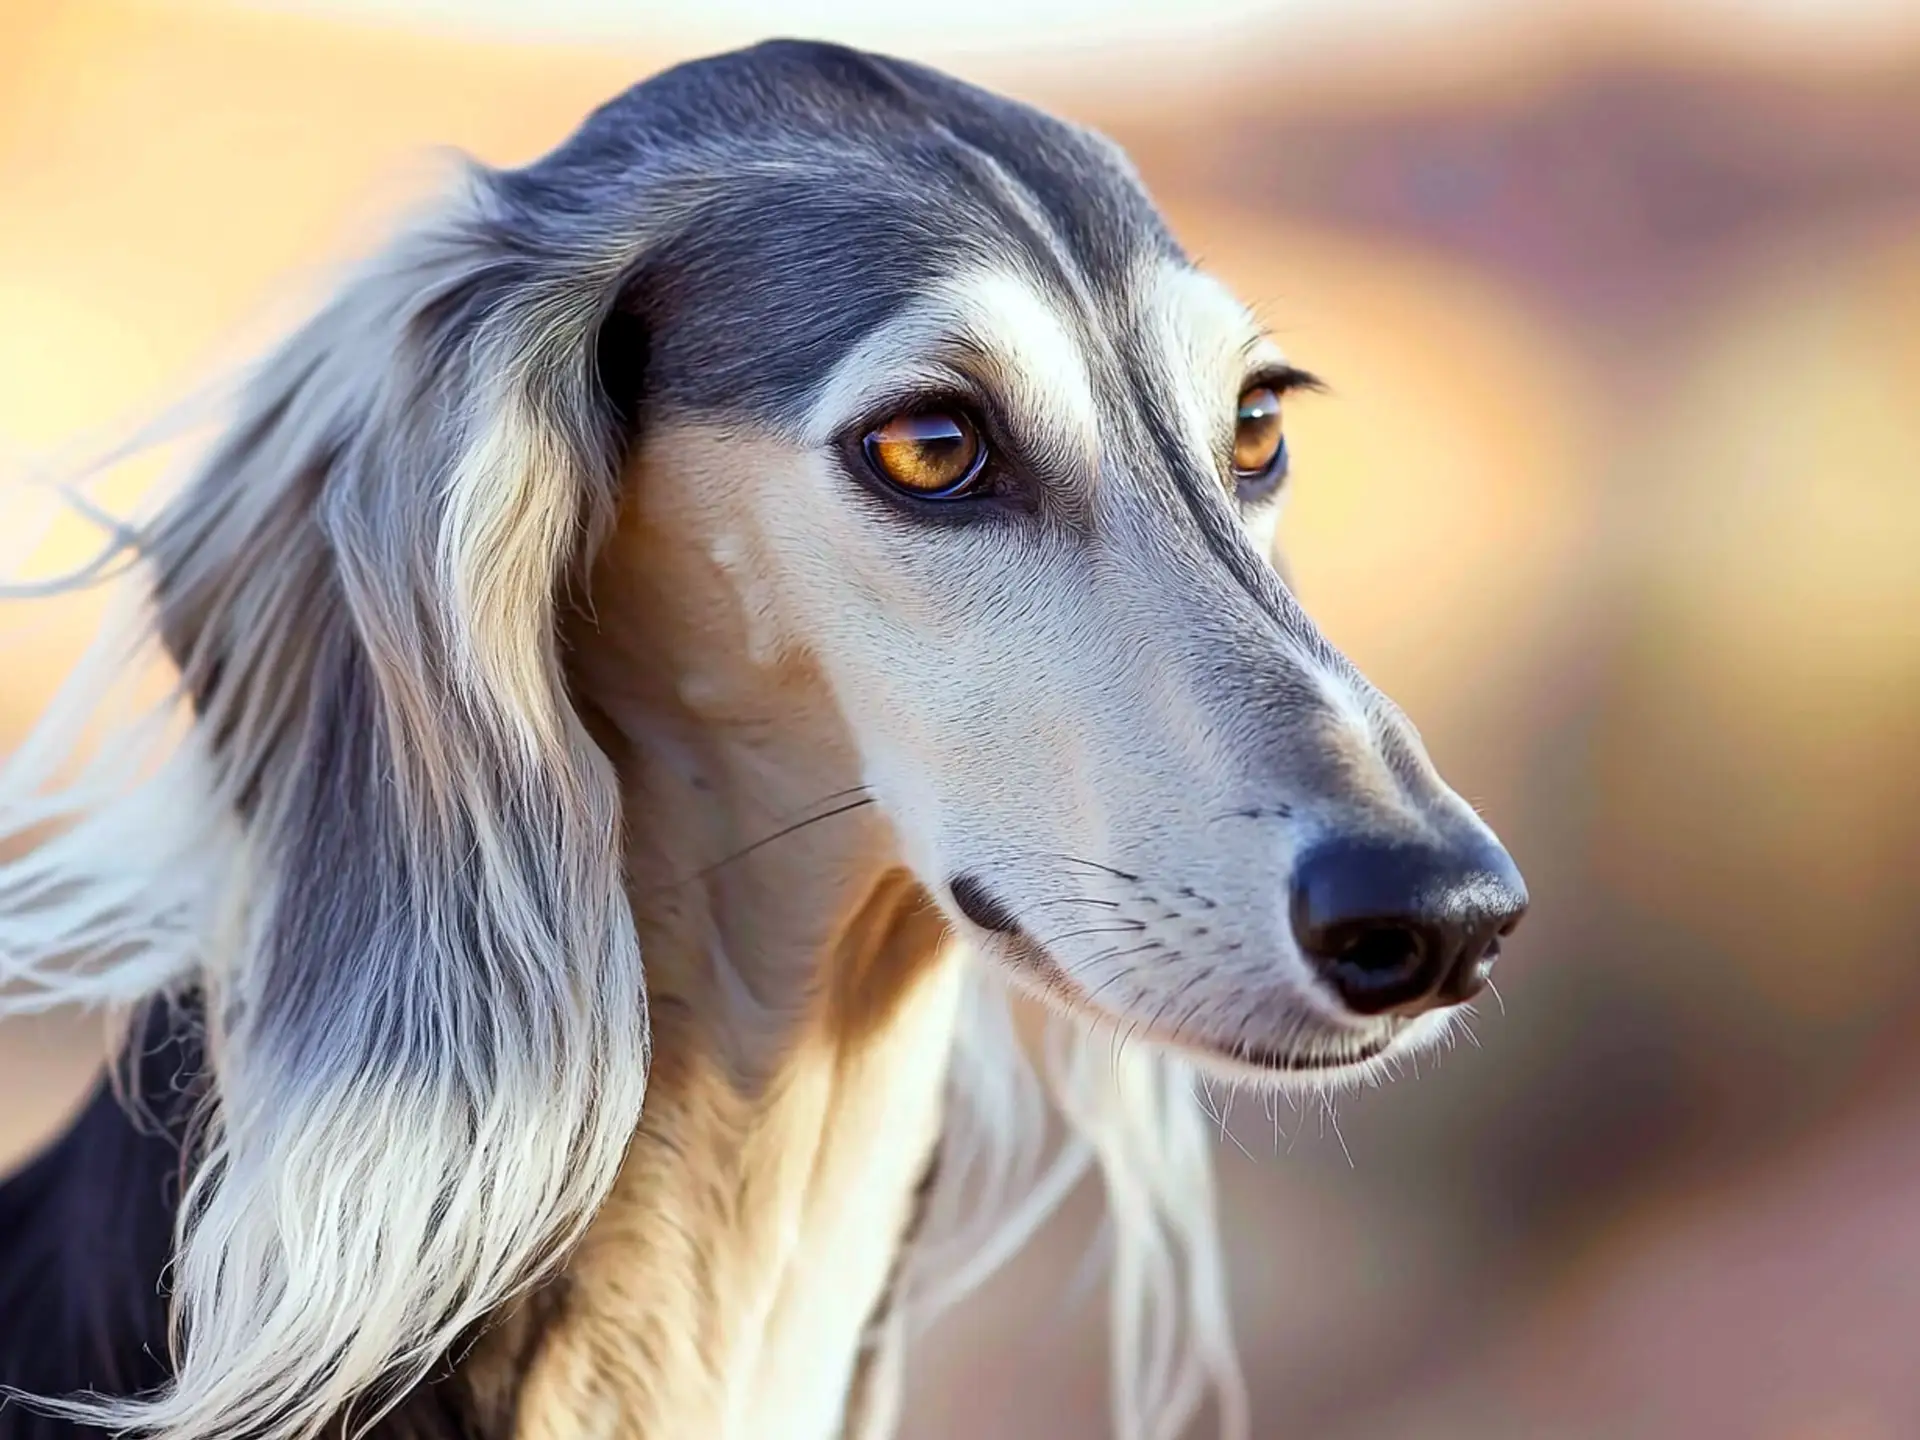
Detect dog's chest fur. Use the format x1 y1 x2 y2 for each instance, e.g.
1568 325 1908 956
495 911 963 1440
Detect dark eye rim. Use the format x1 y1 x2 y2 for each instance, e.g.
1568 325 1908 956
858 407 991 500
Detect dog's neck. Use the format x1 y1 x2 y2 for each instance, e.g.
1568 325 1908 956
487 499 963 1440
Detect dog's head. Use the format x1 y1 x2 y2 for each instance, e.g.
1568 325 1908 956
578 41 1527 1079
40 40 1526 1440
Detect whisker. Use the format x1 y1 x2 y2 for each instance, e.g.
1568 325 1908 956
1205 803 1293 825
1035 852 1140 884
1324 1096 1354 1169
1075 944 1168 1009
693 793 876 879
1220 1096 1254 1164
1088 940 1165 968
760 783 873 825
1198 1081 1254 1164
1157 969 1215 1038
1485 976 1507 1018
1030 920 1147 951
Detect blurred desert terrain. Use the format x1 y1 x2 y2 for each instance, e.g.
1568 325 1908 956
4 2 1920 1436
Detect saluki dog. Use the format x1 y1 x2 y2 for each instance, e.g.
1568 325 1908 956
0 39 1527 1440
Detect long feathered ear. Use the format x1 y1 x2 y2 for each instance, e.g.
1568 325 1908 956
1 168 650 1440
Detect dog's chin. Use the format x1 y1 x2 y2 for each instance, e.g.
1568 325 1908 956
1155 1018 1445 1089
983 931 1456 1088
1114 1009 1455 1090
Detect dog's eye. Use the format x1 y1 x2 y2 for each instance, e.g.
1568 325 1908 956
862 410 987 498
1231 383 1288 500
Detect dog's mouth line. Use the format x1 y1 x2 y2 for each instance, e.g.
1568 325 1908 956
998 930 1402 1075
1136 1018 1400 1074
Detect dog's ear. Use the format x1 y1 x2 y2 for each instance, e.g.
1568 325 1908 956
60 177 652 1440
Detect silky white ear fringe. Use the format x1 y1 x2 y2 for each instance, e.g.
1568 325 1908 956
903 964 1248 1440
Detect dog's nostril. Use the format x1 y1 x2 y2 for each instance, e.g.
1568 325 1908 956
1326 922 1427 978
1290 835 1527 1018
1305 916 1447 1015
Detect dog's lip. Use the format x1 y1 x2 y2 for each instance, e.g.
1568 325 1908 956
1133 1018 1401 1075
995 930 1401 1075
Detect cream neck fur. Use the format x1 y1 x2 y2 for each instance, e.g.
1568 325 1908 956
494 481 963 1440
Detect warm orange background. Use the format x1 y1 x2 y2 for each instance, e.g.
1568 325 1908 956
5 3 1920 1436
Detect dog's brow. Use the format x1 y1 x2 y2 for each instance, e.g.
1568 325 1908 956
804 268 1099 471
1142 261 1283 458
958 269 1102 471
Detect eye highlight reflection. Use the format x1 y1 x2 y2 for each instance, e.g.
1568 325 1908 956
862 409 988 498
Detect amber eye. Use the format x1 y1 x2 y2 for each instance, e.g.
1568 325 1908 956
1231 383 1288 496
862 409 987 498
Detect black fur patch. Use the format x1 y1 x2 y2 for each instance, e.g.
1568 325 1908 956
0 1007 491 1440
0 1006 197 1440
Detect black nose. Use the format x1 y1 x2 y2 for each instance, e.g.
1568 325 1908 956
1290 834 1528 1017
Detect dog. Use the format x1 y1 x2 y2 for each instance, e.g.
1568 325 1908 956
0 39 1526 1440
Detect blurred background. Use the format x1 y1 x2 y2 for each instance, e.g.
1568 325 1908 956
4 1 1919 1436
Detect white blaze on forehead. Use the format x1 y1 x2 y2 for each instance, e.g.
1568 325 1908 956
1143 260 1287 466
804 267 1099 469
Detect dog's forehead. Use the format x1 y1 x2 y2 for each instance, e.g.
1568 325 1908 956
574 39 1172 269
564 41 1185 421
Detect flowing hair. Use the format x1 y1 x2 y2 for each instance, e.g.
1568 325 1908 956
0 96 1243 1440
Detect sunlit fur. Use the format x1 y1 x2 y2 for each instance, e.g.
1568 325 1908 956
0 39 1514 1440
